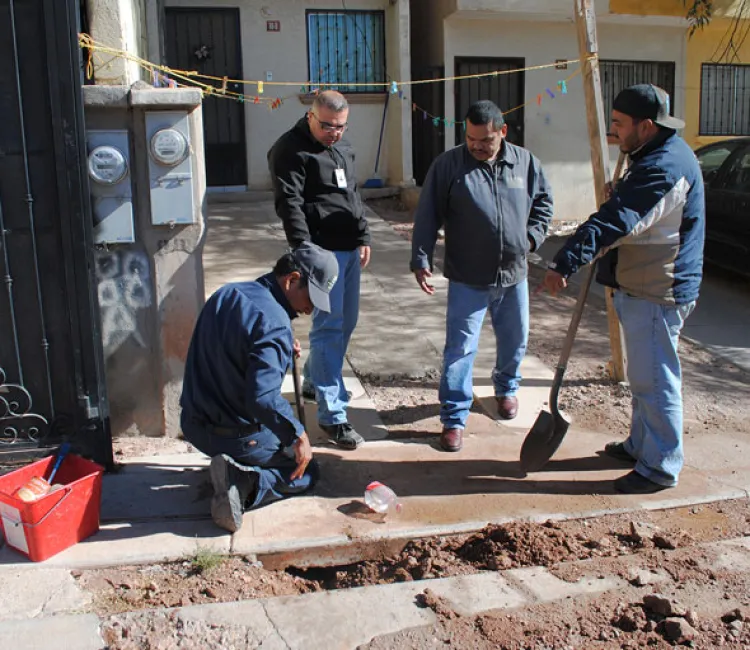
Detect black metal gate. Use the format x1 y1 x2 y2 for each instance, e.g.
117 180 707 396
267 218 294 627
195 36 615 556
412 66 445 186
455 57 525 147
0 0 112 469
165 7 248 188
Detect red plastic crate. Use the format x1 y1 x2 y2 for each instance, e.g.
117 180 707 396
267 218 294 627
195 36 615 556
0 453 103 562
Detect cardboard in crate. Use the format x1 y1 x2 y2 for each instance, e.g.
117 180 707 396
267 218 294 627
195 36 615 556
0 453 103 561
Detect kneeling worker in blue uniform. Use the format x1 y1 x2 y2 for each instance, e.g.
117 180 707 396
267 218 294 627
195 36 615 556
180 242 339 532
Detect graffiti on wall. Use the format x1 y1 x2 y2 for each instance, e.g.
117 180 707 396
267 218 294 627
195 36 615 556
95 250 152 356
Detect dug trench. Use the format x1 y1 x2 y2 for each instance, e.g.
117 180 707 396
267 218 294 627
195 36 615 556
81 498 750 648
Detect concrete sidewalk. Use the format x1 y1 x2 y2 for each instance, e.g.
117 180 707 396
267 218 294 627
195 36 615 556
1 200 750 648
2 201 749 575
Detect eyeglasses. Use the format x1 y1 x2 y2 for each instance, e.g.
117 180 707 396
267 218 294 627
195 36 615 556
310 113 348 133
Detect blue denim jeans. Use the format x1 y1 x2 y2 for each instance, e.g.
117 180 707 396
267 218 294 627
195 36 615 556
304 249 361 426
614 291 695 487
181 413 318 510
440 280 529 430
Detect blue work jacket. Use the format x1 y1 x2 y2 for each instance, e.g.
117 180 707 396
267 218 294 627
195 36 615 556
180 273 304 446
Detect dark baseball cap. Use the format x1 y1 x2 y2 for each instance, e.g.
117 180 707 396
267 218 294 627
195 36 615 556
292 241 339 313
612 84 685 130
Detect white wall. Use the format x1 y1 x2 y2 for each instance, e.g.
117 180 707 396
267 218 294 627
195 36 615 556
443 17 686 221
164 0 410 189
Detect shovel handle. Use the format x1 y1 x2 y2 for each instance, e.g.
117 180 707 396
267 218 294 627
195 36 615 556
554 152 627 374
291 354 307 430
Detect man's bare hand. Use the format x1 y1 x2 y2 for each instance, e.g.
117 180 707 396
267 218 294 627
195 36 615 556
359 245 371 269
536 270 568 297
414 268 435 295
293 339 302 359
290 432 312 481
603 181 615 201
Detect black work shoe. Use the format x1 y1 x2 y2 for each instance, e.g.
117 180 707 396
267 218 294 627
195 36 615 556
614 470 671 495
320 422 364 450
604 441 637 463
209 455 257 532
302 383 316 400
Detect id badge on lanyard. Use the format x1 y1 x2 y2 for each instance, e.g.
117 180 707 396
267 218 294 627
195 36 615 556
335 168 347 189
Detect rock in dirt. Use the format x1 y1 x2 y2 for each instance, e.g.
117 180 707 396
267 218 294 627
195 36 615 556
629 521 659 543
661 617 697 643
643 594 687 618
653 533 678 550
628 568 656 586
722 607 748 623
416 588 459 620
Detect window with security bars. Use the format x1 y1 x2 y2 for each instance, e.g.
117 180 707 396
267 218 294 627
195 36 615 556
307 10 386 93
600 60 676 124
700 64 750 136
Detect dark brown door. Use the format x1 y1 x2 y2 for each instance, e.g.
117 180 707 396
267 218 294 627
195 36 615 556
412 66 445 185
454 57 525 147
165 8 247 187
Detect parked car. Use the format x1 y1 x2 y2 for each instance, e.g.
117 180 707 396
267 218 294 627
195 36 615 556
694 138 750 276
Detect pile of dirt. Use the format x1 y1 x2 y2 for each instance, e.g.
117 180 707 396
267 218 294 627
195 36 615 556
78 556 318 615
79 500 750 616
364 548 750 649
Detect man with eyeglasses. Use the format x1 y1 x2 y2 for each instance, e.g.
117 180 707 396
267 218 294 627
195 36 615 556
268 90 370 450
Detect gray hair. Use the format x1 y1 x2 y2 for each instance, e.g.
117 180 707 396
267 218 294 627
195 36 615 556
313 90 348 113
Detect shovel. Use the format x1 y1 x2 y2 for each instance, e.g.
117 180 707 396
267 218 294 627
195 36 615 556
520 152 626 473
291 354 307 430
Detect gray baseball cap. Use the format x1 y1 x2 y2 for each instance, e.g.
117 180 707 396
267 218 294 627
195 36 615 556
613 84 685 130
292 241 339 313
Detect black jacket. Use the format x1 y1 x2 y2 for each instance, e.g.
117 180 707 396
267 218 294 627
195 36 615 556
411 141 553 287
267 116 370 251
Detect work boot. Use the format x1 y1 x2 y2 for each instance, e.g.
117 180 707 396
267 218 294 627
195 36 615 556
209 455 258 533
440 427 463 452
320 423 364 450
614 470 671 495
302 382 316 400
495 396 519 420
603 441 636 463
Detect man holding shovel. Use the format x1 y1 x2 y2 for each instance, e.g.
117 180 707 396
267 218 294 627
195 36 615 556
540 84 705 494
180 243 338 532
411 100 554 452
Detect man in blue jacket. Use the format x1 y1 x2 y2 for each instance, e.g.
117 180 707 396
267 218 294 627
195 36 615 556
180 242 338 532
541 84 705 494
411 100 553 452
268 90 370 451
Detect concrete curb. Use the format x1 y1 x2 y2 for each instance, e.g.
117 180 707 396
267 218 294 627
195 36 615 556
5 530 749 650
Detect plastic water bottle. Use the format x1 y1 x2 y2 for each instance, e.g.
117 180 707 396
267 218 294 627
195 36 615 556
364 481 403 514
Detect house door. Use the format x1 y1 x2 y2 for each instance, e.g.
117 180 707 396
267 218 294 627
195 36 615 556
165 8 247 188
412 66 445 185
454 57 525 147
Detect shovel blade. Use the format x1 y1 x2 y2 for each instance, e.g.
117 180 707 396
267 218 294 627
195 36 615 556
519 409 571 473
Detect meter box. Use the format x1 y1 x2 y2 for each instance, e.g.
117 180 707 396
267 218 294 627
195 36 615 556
145 111 195 225
87 130 135 244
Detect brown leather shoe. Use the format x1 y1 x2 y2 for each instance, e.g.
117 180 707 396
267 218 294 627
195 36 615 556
440 427 463 452
495 396 519 420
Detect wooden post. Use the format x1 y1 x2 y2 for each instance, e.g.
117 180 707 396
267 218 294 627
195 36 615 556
573 0 627 383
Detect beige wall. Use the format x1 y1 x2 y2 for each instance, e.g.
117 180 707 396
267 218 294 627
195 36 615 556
164 0 412 189
88 0 149 84
441 17 686 221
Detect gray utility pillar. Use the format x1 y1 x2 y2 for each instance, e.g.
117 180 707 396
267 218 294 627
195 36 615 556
83 82 207 438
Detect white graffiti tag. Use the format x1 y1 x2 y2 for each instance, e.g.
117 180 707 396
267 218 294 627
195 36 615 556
96 250 152 355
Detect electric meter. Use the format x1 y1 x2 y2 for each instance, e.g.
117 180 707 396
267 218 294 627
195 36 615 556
88 145 128 185
149 128 189 166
